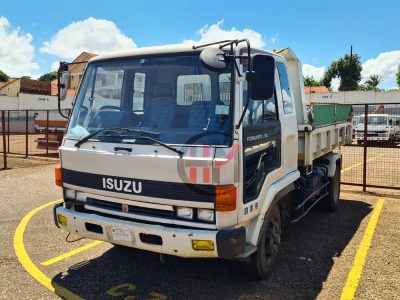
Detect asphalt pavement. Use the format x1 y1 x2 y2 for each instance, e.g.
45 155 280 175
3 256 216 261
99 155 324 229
1 164 399 299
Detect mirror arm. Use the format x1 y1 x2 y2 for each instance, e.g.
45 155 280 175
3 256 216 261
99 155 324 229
57 62 69 119
234 39 252 129
236 92 251 130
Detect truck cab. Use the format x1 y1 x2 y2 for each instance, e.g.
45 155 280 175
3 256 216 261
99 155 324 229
54 40 352 278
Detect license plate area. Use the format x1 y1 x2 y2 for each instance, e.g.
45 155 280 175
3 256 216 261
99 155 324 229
110 227 132 242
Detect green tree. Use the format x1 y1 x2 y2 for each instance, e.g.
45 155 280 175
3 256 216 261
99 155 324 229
362 74 382 91
396 65 400 88
304 76 321 87
322 53 362 91
0 70 9 82
38 71 58 82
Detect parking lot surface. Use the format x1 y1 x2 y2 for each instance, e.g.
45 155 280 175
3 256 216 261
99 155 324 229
1 164 399 299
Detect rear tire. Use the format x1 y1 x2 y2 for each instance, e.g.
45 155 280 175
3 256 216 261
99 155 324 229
242 204 281 279
321 164 341 212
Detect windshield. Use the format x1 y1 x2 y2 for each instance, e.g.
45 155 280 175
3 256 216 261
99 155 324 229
66 53 234 146
358 115 388 126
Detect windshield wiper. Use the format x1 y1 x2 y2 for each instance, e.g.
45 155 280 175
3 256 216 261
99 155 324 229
74 127 160 148
102 127 160 136
75 128 104 148
100 134 184 157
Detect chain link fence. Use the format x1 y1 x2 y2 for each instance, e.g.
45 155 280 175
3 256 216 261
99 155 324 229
0 109 69 170
340 103 400 191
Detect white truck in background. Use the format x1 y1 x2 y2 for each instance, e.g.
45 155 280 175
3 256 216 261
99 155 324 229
355 114 400 144
53 40 352 278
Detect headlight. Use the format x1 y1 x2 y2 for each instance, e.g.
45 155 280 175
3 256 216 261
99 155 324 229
197 209 215 223
176 207 193 220
76 192 87 202
64 189 87 202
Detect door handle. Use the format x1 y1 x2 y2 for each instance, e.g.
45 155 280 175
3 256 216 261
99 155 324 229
114 147 132 152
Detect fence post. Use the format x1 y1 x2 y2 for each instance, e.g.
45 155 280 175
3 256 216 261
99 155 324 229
46 110 49 156
2 111 7 169
25 110 29 158
7 111 10 153
362 104 368 192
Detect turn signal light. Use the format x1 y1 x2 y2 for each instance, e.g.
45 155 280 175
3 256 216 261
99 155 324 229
57 214 67 226
216 185 237 211
192 240 214 251
55 167 62 187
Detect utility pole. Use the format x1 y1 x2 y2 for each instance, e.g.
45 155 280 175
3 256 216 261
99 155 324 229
348 45 353 91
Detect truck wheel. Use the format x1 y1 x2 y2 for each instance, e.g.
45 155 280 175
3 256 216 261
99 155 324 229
242 204 281 279
321 164 341 212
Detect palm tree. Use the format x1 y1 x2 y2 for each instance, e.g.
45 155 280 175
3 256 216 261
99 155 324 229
365 74 382 91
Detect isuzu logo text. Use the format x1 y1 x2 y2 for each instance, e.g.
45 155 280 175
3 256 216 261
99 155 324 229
102 177 142 194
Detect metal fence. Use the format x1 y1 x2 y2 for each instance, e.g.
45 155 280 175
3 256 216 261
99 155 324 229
2 105 400 192
0 109 69 170
340 103 400 191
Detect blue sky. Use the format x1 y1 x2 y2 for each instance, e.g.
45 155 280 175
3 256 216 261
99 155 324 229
1 0 399 89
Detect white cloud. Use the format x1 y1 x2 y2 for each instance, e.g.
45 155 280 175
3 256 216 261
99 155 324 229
302 64 325 80
361 50 400 83
270 33 279 45
51 61 60 72
0 16 39 77
184 20 265 49
40 17 137 59
331 78 340 92
302 50 400 91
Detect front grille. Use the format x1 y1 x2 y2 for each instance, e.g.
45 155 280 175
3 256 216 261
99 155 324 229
85 198 175 219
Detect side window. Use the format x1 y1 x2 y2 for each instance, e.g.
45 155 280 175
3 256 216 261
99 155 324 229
263 94 278 121
243 81 278 126
276 63 293 114
133 73 145 111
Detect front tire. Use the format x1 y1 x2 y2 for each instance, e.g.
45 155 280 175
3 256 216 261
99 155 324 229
242 204 281 279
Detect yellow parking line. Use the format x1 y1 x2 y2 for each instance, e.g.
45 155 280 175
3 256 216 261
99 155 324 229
13 199 83 300
340 198 385 300
341 154 384 173
41 240 103 266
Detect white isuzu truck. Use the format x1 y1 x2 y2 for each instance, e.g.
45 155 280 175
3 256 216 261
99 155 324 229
54 40 352 278
355 113 400 144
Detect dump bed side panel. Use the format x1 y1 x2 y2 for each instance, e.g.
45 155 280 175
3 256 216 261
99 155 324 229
298 123 353 168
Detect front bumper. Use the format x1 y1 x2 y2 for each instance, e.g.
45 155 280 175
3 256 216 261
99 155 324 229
54 205 245 259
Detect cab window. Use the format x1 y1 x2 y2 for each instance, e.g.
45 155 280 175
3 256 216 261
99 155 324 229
276 63 293 114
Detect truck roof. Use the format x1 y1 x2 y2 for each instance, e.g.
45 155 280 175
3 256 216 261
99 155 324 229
89 43 282 63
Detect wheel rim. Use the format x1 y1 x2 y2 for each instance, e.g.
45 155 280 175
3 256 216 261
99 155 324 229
264 219 281 259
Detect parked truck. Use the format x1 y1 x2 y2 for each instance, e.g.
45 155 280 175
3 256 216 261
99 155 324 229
355 113 400 144
53 40 352 278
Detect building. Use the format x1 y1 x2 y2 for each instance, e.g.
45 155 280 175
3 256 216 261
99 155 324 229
304 86 329 94
0 78 51 96
69 52 97 89
51 51 97 96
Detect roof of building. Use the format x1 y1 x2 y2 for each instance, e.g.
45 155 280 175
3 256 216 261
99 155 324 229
73 51 98 63
304 86 329 94
0 79 18 91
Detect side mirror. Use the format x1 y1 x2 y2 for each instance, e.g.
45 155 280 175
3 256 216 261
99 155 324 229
57 62 70 119
247 54 275 100
58 63 70 101
200 48 227 70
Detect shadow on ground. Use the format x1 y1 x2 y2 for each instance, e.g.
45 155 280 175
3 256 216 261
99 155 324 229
52 199 372 300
